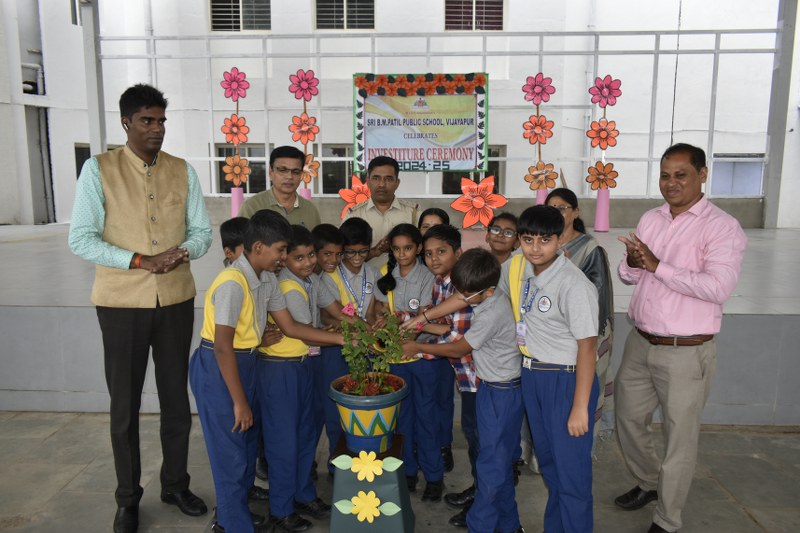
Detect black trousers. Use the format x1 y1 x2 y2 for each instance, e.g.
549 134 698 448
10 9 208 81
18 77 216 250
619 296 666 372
96 298 194 506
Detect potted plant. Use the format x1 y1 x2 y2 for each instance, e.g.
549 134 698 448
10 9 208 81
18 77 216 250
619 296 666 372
328 307 410 454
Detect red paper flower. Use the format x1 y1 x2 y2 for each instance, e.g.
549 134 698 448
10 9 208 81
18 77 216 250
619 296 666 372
522 115 554 145
450 176 508 228
338 175 371 219
586 161 619 189
589 75 622 108
473 73 487 87
220 67 250 102
524 161 557 191
354 75 369 90
223 154 250 187
221 114 249 145
587 119 619 150
302 153 320 184
289 69 320 102
522 73 556 106
289 113 319 145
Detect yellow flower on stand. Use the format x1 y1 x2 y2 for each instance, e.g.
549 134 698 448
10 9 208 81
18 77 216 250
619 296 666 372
350 450 383 482
351 490 381 523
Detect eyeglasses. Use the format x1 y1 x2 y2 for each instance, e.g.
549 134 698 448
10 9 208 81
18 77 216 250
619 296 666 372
488 226 517 239
343 249 371 257
273 166 303 177
458 286 493 303
549 205 573 213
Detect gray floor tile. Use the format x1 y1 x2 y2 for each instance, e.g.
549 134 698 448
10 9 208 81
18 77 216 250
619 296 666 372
748 507 800 533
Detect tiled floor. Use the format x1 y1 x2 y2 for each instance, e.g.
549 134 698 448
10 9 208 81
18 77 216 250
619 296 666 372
0 412 798 532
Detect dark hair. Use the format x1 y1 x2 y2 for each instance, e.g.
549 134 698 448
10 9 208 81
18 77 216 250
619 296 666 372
518 205 564 237
546 188 586 234
220 216 249 251
119 84 168 118
418 207 450 230
269 145 305 168
244 209 292 250
367 156 400 176
451 248 501 295
339 217 373 247
422 224 461 252
377 224 423 295
288 224 314 253
311 223 344 251
488 211 518 229
661 143 706 171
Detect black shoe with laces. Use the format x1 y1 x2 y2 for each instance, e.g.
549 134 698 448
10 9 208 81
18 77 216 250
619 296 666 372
422 480 444 502
444 485 475 508
160 488 208 517
270 512 312 532
294 497 331 519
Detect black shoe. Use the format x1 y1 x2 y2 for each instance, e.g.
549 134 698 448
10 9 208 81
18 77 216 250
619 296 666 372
249 485 270 501
444 485 475 508
113 506 138 533
614 486 658 511
647 523 671 533
211 512 267 531
270 513 313 532
422 480 444 502
160 488 208 517
294 497 331 519
256 456 269 481
448 505 471 528
494 528 525 533
441 447 454 473
406 475 418 493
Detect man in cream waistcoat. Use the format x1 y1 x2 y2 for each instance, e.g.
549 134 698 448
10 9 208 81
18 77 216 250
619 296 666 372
69 84 212 533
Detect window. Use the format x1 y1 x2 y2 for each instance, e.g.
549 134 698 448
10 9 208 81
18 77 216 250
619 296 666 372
211 0 271 31
217 145 267 193
445 0 503 31
75 144 121 179
316 0 374 30
442 145 504 194
710 154 764 197
321 144 354 194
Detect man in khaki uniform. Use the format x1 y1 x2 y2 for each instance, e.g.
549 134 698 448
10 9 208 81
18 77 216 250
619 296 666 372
344 155 418 268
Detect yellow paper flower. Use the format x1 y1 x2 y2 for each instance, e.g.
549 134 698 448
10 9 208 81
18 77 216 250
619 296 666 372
351 490 381 523
351 450 383 482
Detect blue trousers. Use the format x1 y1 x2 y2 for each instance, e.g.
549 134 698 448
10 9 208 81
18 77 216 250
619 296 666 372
522 366 599 533
189 342 257 533
437 358 455 449
390 359 444 482
467 383 523 533
258 357 318 518
460 389 480 482
321 345 349 473
309 354 325 450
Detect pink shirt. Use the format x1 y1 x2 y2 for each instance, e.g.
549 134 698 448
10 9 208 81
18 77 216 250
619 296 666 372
618 196 747 336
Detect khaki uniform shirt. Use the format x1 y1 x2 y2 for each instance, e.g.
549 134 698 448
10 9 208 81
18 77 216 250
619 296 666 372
239 188 321 228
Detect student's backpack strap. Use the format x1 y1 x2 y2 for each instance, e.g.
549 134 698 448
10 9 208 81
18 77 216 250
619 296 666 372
379 263 395 314
508 254 531 357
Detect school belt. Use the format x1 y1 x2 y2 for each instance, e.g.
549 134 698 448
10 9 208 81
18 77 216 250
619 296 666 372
483 377 522 389
258 353 307 363
521 357 576 373
200 338 255 356
636 328 714 347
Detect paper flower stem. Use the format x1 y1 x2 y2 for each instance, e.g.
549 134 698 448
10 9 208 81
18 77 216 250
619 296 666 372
537 143 542 164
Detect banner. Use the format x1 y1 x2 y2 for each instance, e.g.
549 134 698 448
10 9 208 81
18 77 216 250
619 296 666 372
353 73 488 173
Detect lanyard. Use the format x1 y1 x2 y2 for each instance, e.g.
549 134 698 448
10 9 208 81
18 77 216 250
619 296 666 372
302 278 314 316
339 264 366 316
520 279 540 316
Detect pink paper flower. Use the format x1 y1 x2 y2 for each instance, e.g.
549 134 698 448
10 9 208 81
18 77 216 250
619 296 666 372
522 73 556 105
221 67 250 102
342 303 357 317
289 69 320 102
589 75 622 108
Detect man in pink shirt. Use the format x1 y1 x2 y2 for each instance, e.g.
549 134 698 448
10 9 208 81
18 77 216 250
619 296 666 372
614 143 747 533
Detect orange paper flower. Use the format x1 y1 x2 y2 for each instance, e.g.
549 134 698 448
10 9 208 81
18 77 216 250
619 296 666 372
302 153 320 184
449 176 508 228
289 113 319 145
522 115 554 145
524 161 558 191
338 175 371 219
221 114 249 145
586 161 618 190
223 154 250 187
587 119 619 150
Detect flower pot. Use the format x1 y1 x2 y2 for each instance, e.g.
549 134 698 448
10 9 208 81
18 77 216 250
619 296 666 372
328 373 409 454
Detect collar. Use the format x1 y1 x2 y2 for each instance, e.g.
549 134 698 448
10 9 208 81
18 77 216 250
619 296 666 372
364 196 400 212
530 253 567 288
231 254 263 291
123 144 159 167
267 188 300 209
279 268 313 287
658 194 708 220
342 264 365 281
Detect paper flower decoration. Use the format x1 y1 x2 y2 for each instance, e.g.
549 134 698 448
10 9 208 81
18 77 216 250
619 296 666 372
223 154 250 187
587 119 619 150
589 75 622 108
351 490 381 523
522 115 554 145
450 176 508 228
350 451 383 482
524 161 557 191
522 73 556 105
339 176 371 219
302 153 319 184
221 114 249 145
220 67 250 102
289 69 319 102
586 161 619 189
289 112 319 145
